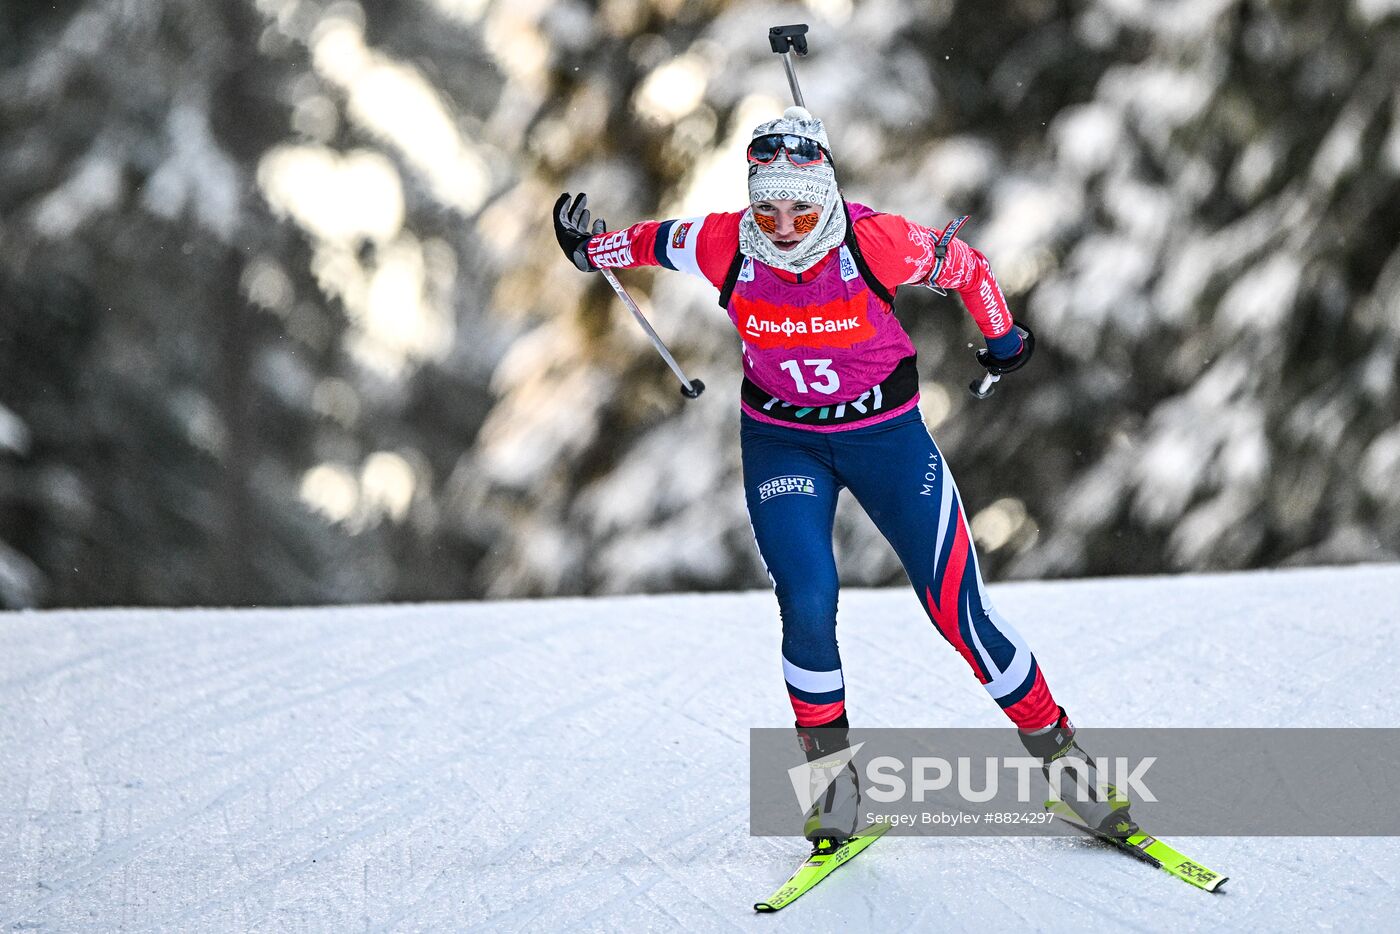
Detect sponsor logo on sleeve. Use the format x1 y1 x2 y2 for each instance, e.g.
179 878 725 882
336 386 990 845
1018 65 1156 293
589 229 634 268
978 279 1007 332
758 475 818 502
671 221 693 250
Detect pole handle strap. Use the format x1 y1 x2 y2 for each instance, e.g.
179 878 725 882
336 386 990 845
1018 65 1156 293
925 215 970 288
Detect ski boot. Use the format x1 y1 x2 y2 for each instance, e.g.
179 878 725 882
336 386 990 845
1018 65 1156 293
795 713 861 853
1018 707 1138 838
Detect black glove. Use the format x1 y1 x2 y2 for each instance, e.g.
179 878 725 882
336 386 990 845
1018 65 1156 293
976 323 1035 376
554 192 606 272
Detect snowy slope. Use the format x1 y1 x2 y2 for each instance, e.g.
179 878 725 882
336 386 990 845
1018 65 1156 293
3 564 1399 932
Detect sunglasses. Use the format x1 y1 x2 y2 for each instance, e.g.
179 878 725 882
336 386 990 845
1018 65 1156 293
746 134 827 167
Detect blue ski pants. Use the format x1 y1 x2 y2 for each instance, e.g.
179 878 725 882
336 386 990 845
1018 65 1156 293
740 407 1059 729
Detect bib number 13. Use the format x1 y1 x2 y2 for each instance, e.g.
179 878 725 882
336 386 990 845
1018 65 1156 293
779 358 841 395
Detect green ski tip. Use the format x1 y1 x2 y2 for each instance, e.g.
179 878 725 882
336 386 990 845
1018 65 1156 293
754 821 892 912
1046 801 1229 892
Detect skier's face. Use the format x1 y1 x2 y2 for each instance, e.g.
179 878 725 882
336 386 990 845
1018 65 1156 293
751 200 823 252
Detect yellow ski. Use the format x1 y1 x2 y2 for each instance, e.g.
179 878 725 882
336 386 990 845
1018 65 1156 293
753 822 892 912
1047 802 1228 892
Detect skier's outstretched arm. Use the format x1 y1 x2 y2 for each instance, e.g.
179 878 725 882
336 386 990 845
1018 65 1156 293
553 191 742 290
855 213 1032 370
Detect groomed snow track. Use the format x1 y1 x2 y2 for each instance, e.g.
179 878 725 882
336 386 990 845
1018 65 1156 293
4 564 1399 931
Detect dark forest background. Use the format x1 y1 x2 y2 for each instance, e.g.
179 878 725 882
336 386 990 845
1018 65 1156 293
1 0 1397 609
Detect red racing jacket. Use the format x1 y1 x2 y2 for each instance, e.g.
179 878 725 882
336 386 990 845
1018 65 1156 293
586 204 1019 430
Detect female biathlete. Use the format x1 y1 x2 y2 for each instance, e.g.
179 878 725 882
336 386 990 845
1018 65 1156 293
553 107 1132 851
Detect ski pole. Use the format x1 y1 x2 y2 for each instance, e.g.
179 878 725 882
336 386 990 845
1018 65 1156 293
768 24 810 107
600 267 705 399
968 324 1035 399
969 372 1000 399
